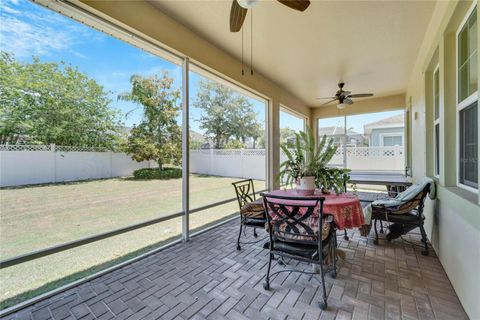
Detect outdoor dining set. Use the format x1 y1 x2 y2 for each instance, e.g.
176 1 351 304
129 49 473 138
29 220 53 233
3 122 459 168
232 177 434 310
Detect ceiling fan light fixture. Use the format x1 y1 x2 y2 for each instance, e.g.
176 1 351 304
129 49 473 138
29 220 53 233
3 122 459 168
337 103 347 110
237 0 259 9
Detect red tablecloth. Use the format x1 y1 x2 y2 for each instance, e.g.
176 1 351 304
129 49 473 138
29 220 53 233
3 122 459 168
266 189 364 230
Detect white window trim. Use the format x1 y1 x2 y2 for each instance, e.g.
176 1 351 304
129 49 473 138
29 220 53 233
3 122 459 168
379 132 404 147
433 65 440 178
455 1 478 193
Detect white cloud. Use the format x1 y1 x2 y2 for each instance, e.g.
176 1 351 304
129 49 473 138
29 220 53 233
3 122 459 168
0 0 95 58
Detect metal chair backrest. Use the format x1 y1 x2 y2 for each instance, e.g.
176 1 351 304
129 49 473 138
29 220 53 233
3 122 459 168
232 179 256 211
262 193 326 244
390 183 431 215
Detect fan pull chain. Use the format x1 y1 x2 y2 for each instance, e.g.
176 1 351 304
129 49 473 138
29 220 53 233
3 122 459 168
250 9 253 76
241 26 244 76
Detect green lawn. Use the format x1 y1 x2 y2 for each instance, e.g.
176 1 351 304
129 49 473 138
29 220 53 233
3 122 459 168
0 175 265 308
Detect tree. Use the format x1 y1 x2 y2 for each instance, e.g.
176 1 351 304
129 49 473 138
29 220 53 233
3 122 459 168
0 52 122 148
119 72 181 169
251 125 264 149
280 127 297 145
193 79 262 148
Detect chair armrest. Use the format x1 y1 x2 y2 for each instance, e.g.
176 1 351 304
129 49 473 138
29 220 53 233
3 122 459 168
371 203 387 212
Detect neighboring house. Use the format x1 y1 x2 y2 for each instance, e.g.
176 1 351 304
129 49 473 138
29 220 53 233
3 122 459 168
317 126 365 147
363 114 405 147
189 130 212 149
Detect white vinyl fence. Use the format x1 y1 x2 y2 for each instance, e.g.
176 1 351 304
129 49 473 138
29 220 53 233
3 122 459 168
0 144 153 187
190 149 266 180
329 146 405 172
190 146 405 180
1 145 405 187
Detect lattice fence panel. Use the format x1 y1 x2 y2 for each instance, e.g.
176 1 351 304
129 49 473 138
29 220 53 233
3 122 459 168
0 145 51 151
56 145 107 152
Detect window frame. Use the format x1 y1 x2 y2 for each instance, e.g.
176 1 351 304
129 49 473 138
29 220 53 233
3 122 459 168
456 1 479 193
433 65 441 178
379 133 404 147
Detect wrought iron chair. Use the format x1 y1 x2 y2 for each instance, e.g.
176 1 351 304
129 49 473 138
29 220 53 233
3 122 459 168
372 183 431 255
262 193 337 310
232 179 266 250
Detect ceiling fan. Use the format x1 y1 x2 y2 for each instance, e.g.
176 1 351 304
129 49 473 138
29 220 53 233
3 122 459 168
317 82 374 109
230 0 311 32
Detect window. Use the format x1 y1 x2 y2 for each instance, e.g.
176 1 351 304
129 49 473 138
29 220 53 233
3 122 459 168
459 101 478 189
382 135 403 147
433 66 440 177
457 4 478 191
458 7 477 103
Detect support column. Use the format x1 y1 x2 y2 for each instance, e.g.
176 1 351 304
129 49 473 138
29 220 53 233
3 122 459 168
182 57 190 242
440 32 456 187
269 98 280 190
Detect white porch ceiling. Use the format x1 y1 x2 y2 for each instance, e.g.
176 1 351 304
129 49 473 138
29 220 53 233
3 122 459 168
150 0 435 107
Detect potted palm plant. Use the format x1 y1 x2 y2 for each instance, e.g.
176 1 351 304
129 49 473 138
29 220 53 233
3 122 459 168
279 127 338 195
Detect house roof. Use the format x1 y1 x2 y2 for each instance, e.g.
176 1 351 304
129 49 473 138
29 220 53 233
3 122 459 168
363 114 404 134
317 126 360 136
189 130 205 142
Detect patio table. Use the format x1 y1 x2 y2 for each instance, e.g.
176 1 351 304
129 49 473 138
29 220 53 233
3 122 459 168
266 189 364 230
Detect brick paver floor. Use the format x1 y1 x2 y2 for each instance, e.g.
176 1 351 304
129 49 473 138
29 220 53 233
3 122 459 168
1 218 468 319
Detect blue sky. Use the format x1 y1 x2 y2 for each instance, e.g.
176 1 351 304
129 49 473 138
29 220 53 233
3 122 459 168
0 0 269 134
280 110 305 132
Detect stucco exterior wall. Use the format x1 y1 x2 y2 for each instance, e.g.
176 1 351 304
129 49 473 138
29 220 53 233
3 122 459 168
406 1 480 319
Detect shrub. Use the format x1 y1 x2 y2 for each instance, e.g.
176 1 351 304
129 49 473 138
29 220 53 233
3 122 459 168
224 140 245 149
133 167 182 180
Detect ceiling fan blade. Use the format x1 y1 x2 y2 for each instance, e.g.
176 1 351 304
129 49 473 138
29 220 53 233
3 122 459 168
347 93 374 98
316 96 337 100
230 0 248 32
341 91 351 96
344 98 354 105
321 99 338 106
277 0 311 12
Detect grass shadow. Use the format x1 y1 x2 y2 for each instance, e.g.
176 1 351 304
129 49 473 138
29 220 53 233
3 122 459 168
0 177 126 190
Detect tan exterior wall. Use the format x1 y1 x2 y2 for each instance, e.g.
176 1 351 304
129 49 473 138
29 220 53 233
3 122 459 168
406 1 480 319
76 0 311 189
